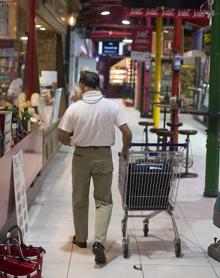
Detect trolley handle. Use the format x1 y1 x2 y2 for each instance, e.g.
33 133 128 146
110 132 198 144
129 143 187 148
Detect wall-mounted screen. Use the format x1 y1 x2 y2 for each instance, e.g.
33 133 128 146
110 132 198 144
98 41 123 55
122 0 205 9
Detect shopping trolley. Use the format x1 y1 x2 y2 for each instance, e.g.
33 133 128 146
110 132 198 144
118 143 186 258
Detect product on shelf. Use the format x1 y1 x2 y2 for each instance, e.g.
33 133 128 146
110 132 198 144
21 106 31 133
0 129 4 157
0 111 12 154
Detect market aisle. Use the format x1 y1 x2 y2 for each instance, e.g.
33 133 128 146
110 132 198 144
27 99 220 278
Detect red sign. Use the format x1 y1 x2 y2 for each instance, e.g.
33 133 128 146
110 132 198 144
132 28 152 52
124 8 208 19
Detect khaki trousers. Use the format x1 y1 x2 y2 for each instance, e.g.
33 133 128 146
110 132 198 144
72 147 113 243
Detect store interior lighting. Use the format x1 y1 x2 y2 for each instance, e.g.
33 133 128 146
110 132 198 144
67 14 77 26
122 38 133 43
122 19 130 25
35 24 41 28
40 27 46 31
101 11 110 15
20 36 28 41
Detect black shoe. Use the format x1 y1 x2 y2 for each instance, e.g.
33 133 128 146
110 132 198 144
92 242 106 264
72 235 87 248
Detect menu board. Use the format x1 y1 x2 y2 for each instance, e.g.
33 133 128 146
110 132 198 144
12 150 30 240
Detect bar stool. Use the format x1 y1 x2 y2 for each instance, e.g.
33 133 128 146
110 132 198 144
150 128 168 150
156 130 175 151
179 129 198 178
138 121 154 144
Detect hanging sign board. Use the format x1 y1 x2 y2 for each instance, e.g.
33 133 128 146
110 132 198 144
12 150 30 240
124 8 208 19
132 28 152 53
131 51 151 61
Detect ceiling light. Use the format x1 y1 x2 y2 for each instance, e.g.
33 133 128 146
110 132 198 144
60 16 66 21
35 24 41 28
101 11 110 16
123 38 133 43
67 14 76 26
40 27 46 31
122 20 130 25
163 30 169 33
20 36 28 41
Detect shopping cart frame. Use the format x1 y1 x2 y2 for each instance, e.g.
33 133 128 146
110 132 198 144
118 143 186 259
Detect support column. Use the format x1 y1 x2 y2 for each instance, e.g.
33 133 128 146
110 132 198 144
204 0 220 197
170 18 182 143
153 18 162 128
26 0 36 100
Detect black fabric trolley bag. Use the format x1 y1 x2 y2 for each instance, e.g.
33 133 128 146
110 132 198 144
126 161 173 210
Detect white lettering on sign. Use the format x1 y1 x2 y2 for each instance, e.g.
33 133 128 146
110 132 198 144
130 8 144 16
177 9 191 17
146 8 159 16
161 8 175 17
193 10 207 18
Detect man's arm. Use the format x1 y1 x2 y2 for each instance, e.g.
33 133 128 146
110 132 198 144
58 128 72 146
119 124 132 159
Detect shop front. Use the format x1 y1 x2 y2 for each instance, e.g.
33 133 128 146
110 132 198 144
0 0 67 232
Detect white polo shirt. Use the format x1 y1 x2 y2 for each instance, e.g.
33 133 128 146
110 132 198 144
58 91 127 146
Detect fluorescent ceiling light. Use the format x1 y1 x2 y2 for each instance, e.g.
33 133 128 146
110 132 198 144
122 20 130 25
123 38 133 43
40 27 46 31
35 24 41 28
20 36 28 41
101 11 110 15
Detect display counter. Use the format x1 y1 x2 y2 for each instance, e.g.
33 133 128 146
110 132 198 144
0 129 43 230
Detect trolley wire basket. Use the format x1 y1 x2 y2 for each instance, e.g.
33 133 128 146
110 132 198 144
118 143 185 258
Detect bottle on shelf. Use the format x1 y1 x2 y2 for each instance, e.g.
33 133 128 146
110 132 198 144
22 106 31 133
0 129 4 157
11 106 20 145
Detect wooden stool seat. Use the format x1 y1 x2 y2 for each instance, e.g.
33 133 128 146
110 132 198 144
179 130 198 136
156 130 175 137
150 128 168 134
167 122 183 128
138 121 154 127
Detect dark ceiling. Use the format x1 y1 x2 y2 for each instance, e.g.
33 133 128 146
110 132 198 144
78 0 209 40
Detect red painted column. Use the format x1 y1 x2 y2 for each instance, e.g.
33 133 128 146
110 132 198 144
143 17 152 116
26 0 36 100
171 18 182 143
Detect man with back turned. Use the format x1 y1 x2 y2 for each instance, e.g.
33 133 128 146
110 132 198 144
58 71 132 264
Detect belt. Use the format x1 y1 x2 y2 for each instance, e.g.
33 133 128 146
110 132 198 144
76 146 110 149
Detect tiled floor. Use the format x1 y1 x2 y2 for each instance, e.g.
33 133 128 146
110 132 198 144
27 99 220 277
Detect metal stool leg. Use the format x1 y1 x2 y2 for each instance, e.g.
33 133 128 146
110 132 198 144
180 135 198 178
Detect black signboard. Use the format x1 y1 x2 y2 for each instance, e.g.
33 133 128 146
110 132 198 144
102 41 119 55
122 0 206 9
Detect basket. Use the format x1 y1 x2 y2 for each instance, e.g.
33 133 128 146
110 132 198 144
0 226 46 278
0 255 40 278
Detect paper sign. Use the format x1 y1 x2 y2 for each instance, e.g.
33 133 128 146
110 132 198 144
12 150 29 240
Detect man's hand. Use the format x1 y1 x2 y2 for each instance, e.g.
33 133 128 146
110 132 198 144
119 124 132 160
58 128 72 146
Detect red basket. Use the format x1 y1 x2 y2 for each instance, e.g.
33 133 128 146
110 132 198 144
0 255 40 278
0 225 46 278
0 244 45 278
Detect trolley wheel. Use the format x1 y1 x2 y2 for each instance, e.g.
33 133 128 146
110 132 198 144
174 239 181 258
122 239 129 259
143 223 149 237
182 157 193 168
